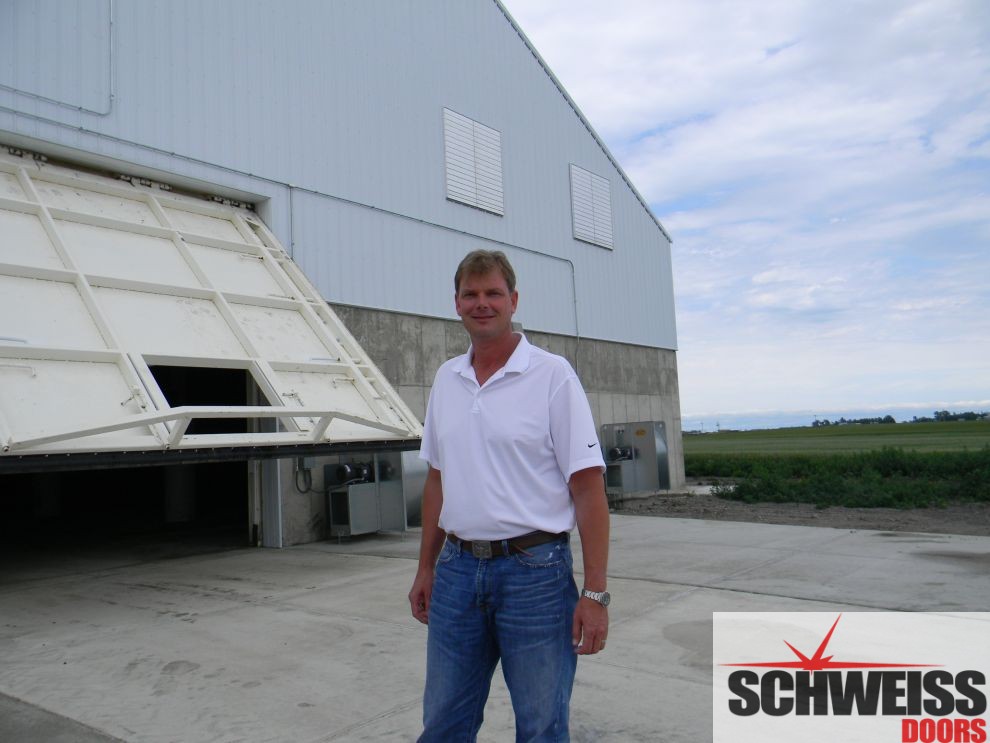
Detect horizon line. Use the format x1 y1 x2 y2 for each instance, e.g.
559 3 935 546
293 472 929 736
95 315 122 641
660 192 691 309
682 400 990 421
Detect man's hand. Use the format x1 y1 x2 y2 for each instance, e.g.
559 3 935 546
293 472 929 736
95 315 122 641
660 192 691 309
408 568 433 624
409 466 444 625
572 596 609 654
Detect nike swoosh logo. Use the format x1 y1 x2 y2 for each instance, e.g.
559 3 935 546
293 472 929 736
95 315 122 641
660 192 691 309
587 443 596 448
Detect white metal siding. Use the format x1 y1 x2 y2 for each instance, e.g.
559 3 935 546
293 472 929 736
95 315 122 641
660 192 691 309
291 189 576 335
0 0 112 114
0 0 677 350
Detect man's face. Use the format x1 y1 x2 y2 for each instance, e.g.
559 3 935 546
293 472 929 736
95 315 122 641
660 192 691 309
455 270 518 343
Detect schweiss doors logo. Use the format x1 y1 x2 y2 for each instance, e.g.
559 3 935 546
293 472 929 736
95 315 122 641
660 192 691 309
713 613 989 743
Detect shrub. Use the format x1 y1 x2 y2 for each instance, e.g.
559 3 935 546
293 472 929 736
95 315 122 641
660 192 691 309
686 447 990 508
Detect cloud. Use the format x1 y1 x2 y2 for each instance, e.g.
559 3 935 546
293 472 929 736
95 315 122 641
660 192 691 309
504 0 990 423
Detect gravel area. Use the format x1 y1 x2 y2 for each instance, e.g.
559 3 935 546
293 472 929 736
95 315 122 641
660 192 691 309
612 480 990 537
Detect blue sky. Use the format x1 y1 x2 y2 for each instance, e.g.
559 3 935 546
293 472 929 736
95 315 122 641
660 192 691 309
502 0 990 429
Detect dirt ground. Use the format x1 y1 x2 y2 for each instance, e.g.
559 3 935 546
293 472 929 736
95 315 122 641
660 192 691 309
613 480 990 537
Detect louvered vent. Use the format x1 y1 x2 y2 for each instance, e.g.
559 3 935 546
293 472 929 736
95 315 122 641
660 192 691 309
569 164 613 249
443 108 504 216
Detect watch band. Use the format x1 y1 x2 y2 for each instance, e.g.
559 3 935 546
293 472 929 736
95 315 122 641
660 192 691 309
581 588 611 607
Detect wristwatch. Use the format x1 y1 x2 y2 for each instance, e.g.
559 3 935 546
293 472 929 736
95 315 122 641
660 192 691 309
581 588 611 607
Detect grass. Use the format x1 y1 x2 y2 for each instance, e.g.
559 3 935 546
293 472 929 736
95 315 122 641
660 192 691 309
683 420 990 455
682 421 990 509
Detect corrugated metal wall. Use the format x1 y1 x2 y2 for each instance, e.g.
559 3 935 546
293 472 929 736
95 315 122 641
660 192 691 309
0 0 677 350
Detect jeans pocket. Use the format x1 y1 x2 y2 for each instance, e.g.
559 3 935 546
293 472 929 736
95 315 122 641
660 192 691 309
511 539 570 568
436 539 458 565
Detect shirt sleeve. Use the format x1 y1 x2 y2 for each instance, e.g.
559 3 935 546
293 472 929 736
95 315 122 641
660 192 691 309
418 376 442 471
548 371 606 481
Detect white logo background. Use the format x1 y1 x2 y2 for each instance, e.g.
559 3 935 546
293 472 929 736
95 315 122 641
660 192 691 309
713 612 990 743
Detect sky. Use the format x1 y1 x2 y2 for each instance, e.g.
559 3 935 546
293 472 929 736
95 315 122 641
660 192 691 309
501 0 990 430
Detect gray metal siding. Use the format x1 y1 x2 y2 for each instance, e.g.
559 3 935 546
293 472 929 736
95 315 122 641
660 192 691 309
291 189 576 334
0 0 112 114
0 0 676 350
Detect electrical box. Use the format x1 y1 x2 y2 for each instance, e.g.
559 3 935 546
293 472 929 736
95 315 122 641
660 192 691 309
600 421 670 496
323 450 427 539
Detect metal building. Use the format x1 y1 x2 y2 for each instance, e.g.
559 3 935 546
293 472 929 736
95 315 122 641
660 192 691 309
0 0 683 549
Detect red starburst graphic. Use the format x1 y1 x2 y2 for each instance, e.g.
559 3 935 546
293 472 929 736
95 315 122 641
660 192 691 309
720 614 942 672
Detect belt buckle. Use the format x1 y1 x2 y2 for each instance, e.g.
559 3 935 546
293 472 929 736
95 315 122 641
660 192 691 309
471 540 493 559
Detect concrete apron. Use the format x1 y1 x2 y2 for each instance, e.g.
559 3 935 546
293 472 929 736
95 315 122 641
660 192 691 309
1 515 988 742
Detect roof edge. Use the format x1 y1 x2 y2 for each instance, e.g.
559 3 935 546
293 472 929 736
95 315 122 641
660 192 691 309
493 0 673 244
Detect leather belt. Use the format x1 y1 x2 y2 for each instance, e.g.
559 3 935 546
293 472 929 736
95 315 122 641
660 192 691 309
447 530 567 559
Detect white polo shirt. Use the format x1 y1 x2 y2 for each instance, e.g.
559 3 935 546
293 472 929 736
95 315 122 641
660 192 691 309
419 333 605 540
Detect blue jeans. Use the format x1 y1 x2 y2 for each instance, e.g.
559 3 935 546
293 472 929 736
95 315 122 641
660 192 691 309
419 536 578 743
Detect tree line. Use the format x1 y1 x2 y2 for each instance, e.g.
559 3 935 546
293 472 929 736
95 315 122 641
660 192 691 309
912 410 988 423
812 416 895 427
811 411 988 427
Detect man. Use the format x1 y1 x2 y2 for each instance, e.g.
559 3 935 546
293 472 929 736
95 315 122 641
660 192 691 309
408 249 610 742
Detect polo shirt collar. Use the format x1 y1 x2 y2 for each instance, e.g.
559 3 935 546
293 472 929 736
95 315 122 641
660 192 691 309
453 332 532 382
502 332 531 374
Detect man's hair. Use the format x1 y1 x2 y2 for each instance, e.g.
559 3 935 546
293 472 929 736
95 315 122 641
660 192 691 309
454 250 517 294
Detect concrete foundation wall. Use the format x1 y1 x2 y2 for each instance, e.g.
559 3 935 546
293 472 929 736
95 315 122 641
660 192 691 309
279 303 684 546
278 457 327 548
333 304 686 482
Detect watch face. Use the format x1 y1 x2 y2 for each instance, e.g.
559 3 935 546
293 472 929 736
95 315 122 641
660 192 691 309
600 591 611 607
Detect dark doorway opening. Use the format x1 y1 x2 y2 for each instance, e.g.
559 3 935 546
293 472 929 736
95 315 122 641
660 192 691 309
148 365 268 434
0 462 247 537
0 462 251 579
0 366 272 578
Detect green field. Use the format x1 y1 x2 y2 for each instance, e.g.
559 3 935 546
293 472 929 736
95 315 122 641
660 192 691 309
683 420 990 455
682 420 990 508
